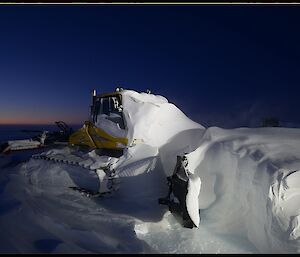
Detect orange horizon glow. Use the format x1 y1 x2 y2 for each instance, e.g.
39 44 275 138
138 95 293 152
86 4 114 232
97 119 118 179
0 122 82 125
0 117 84 126
0 111 88 126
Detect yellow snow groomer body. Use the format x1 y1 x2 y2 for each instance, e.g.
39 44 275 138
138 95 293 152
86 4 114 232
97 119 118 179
69 89 128 150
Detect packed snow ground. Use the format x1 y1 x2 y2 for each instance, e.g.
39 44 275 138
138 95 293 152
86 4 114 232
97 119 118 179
0 90 300 253
0 148 258 253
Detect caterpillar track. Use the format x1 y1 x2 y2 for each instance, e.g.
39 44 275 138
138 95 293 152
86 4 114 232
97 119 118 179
31 152 121 196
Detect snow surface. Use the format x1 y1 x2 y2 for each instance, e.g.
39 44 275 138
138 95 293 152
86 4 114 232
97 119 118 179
186 126 300 254
0 90 300 253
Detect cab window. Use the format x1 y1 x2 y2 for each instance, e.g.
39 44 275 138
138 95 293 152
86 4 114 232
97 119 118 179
92 95 125 130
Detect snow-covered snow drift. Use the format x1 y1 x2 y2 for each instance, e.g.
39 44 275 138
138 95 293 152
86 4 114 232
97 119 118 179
0 89 300 253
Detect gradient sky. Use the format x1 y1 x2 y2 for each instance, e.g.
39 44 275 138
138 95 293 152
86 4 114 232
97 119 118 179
0 4 300 128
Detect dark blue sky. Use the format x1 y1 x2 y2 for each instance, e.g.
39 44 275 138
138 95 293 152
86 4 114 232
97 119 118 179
0 4 299 128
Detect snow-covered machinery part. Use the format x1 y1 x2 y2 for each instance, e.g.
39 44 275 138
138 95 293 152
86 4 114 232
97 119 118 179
32 153 120 197
69 166 120 197
0 121 74 154
68 89 128 151
68 120 128 152
67 87 203 156
0 131 48 154
158 155 201 229
43 121 74 145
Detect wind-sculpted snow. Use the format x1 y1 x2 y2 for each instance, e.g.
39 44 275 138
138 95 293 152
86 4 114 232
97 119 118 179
0 158 156 253
185 127 300 253
120 90 204 147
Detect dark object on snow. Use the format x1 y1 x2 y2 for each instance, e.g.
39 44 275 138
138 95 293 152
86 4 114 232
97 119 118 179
43 121 73 145
69 186 116 198
69 186 102 198
261 117 280 127
158 155 196 229
0 142 9 153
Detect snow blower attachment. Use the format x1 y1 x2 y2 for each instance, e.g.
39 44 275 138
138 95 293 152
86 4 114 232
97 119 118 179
159 155 200 229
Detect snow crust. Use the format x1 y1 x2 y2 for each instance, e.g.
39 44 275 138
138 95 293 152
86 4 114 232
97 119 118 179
0 90 300 253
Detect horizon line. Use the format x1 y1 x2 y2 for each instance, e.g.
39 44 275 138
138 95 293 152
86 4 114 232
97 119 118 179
0 123 82 126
